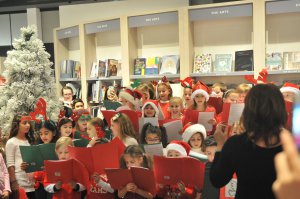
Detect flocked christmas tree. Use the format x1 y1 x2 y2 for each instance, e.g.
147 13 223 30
0 25 61 134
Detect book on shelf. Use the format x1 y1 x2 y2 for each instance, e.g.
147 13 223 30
145 57 160 75
214 54 232 72
234 50 253 71
117 60 122 76
266 52 283 71
98 60 107 77
193 54 212 73
73 61 81 78
105 167 156 196
159 55 180 75
153 156 205 189
90 62 98 78
107 59 118 77
134 58 146 75
60 60 74 79
283 52 300 70
20 143 58 173
44 159 89 184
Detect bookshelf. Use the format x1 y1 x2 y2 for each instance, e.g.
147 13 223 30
265 0 300 85
53 25 83 101
123 9 182 82
83 18 122 104
54 0 300 106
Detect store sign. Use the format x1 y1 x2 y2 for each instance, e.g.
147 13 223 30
266 0 300 14
129 11 178 27
57 26 79 39
85 19 120 34
189 4 252 21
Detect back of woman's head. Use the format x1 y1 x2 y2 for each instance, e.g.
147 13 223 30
120 145 150 169
10 112 35 144
243 84 287 146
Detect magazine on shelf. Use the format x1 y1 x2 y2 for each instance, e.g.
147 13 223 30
159 55 180 75
145 57 160 75
194 54 212 73
234 50 253 71
134 58 146 75
214 54 232 72
107 59 118 77
266 52 282 71
283 52 300 70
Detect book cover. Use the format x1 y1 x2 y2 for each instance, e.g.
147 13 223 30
103 100 122 110
60 60 73 79
98 60 107 77
153 156 205 189
234 50 253 71
193 54 212 73
140 143 164 156
105 167 156 196
162 119 183 142
90 62 98 78
221 103 245 125
68 142 120 175
73 61 81 78
214 54 232 72
134 58 146 75
145 57 160 75
44 159 89 185
266 52 282 71
283 52 300 70
107 59 118 76
117 60 122 76
159 55 180 75
20 143 58 173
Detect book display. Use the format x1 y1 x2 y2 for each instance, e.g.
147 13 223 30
54 0 300 104
266 0 300 83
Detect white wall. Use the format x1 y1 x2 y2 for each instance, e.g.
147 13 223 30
59 0 189 27
41 10 60 43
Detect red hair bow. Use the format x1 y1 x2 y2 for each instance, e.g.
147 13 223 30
29 98 47 123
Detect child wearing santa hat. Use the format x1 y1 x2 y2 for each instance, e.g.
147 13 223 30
141 100 159 118
117 87 143 111
179 77 194 108
182 123 207 154
280 82 300 102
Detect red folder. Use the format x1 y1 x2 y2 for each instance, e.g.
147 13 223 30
68 141 121 175
105 167 156 196
285 100 293 130
153 156 205 189
221 103 245 125
110 136 126 156
208 97 223 114
101 110 140 133
182 109 199 125
44 159 89 185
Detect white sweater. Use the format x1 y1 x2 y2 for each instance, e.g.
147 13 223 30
5 137 35 192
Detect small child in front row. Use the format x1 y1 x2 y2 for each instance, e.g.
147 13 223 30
168 97 184 119
157 141 201 198
117 145 153 199
182 123 207 154
140 123 168 147
0 153 10 199
44 137 86 199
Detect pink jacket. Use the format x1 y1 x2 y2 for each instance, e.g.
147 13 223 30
0 153 11 194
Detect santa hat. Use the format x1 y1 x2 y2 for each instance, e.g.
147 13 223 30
191 81 211 101
142 100 159 117
182 123 206 143
166 140 191 157
280 82 300 95
179 77 193 88
119 87 143 106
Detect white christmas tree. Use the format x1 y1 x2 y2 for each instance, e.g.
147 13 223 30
0 25 61 134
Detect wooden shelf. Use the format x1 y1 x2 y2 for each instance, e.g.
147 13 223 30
191 71 254 77
59 78 81 82
86 76 123 81
130 74 180 79
268 70 300 75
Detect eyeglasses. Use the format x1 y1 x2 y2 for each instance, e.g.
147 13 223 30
79 115 91 122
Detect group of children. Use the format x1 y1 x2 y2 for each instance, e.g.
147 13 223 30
1 74 299 199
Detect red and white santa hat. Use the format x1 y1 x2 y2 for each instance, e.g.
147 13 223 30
182 123 206 143
179 77 193 89
119 87 143 106
142 100 159 117
191 81 211 101
280 82 300 95
166 140 191 157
